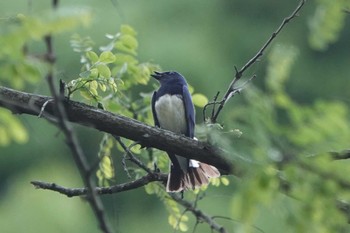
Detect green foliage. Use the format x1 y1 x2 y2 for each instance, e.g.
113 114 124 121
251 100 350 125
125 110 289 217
282 156 350 233
67 24 159 103
143 148 230 232
96 134 115 186
308 0 350 50
232 164 279 232
0 109 28 146
0 9 91 147
145 183 190 232
266 44 350 153
192 93 208 108
210 176 230 187
225 43 350 232
0 8 91 89
2 2 350 232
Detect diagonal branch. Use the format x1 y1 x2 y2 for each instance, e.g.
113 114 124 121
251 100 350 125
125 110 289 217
114 136 154 174
0 86 239 175
206 0 306 123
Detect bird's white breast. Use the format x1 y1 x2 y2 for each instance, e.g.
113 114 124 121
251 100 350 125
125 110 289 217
155 94 187 134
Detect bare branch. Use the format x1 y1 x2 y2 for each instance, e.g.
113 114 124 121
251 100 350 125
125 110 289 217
206 0 306 123
114 136 154 174
31 172 167 197
42 1 113 232
203 91 220 122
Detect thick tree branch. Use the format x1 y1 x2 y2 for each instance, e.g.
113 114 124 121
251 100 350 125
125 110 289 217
0 86 239 175
331 150 350 160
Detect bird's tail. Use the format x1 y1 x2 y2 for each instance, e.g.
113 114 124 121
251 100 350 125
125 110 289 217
166 160 220 192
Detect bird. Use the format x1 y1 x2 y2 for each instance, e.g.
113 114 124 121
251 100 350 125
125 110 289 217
151 71 220 192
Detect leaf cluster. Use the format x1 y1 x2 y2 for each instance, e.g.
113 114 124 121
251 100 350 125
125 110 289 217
67 25 159 103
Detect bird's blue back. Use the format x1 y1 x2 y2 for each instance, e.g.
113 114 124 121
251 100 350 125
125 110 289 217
151 71 195 138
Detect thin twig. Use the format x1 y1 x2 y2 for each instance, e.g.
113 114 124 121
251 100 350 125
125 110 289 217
170 194 227 233
173 193 204 233
114 135 154 174
212 216 265 233
38 99 53 118
203 91 220 122
121 152 132 178
206 0 306 123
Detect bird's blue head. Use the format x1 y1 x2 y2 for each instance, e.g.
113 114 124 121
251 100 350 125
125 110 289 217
151 71 187 86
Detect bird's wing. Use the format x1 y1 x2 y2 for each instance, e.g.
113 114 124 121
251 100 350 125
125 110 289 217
182 85 195 138
151 91 160 127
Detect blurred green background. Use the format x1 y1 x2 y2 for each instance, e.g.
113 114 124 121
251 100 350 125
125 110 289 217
0 0 349 232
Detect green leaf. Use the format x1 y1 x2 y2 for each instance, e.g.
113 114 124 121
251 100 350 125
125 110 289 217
99 51 116 64
97 63 111 78
99 41 115 52
108 78 118 92
115 34 138 55
221 177 230 186
179 222 188 232
99 83 107 92
90 80 98 90
0 109 28 146
89 86 98 97
90 68 98 78
70 34 94 53
100 156 114 179
192 93 208 108
210 177 220 187
79 89 93 100
8 117 28 144
114 54 138 65
86 51 99 63
0 126 10 146
79 70 91 78
120 24 137 36
96 134 115 186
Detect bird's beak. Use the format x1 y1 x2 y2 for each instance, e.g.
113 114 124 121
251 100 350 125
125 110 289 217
151 71 162 80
